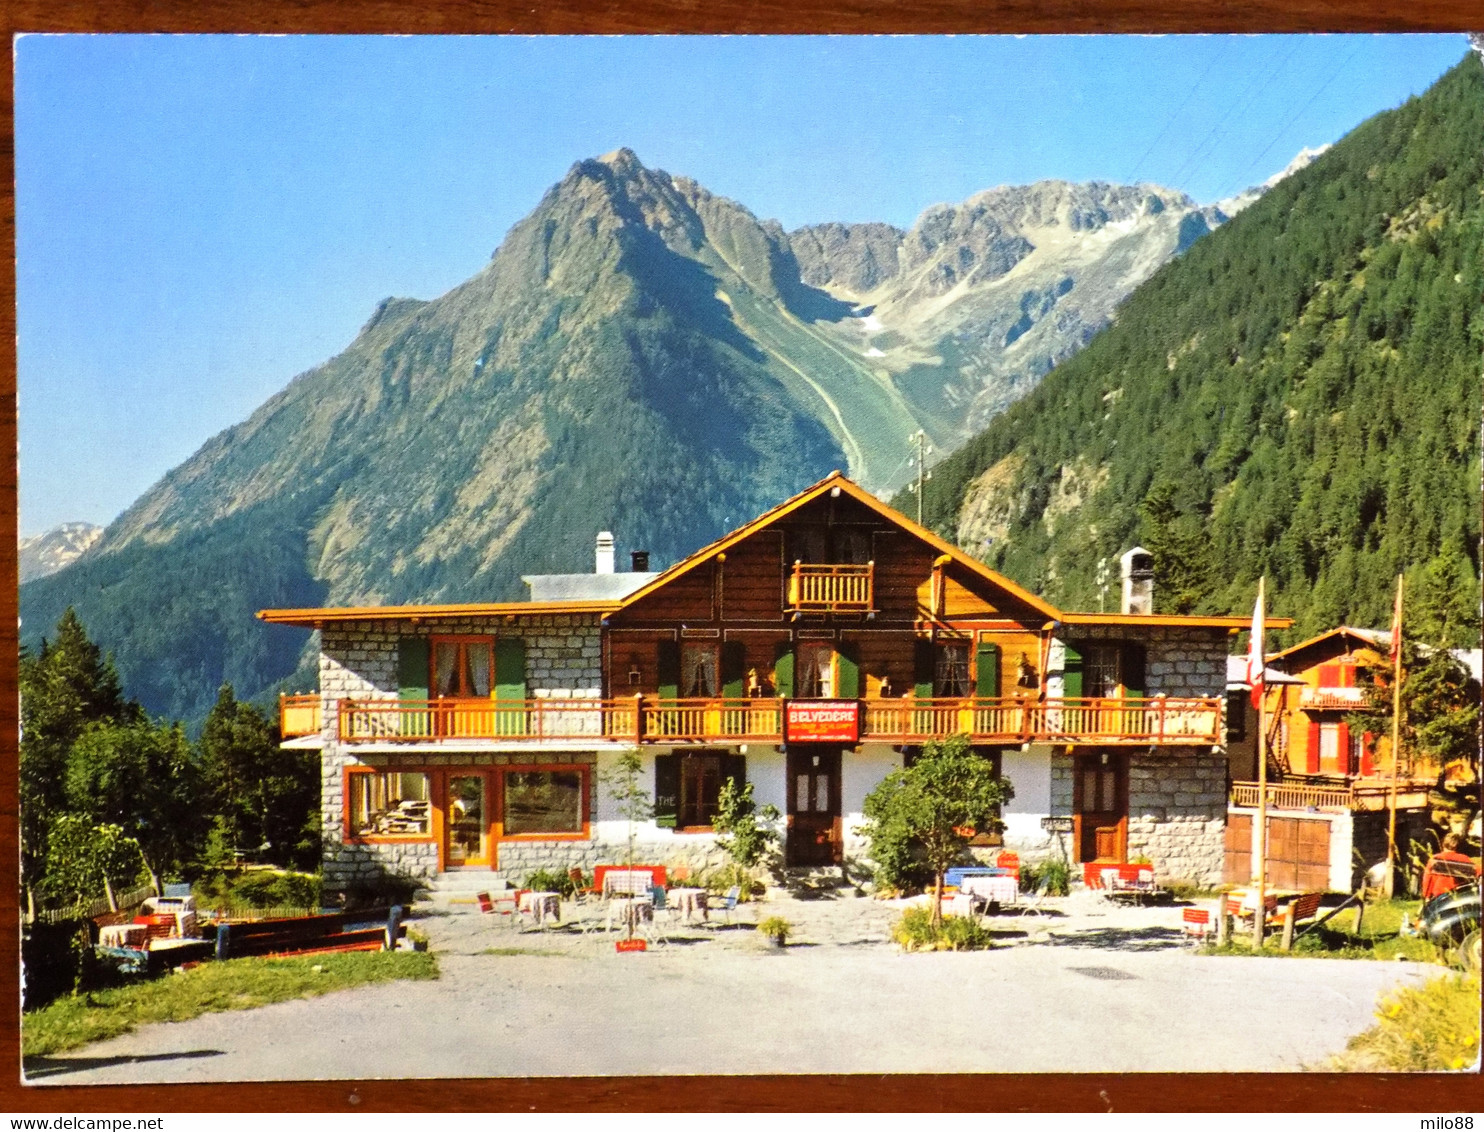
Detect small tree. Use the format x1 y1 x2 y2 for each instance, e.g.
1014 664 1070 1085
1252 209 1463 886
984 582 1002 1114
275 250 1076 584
712 778 781 870
601 749 652 938
861 735 1013 926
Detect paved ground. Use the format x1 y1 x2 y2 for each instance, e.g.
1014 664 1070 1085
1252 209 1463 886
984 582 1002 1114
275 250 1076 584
24 890 1435 1083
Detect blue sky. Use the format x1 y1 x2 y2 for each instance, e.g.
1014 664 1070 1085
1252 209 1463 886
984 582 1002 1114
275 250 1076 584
15 33 1472 536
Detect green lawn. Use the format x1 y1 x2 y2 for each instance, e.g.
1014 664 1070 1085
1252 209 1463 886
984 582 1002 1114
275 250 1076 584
1202 899 1442 962
23 950 438 1058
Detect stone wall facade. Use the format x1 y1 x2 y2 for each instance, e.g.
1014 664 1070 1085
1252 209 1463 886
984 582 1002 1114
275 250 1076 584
1126 748 1227 886
318 614 604 892
1046 625 1228 699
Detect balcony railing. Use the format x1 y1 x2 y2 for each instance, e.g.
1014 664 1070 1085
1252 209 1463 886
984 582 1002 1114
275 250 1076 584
325 694 1222 746
787 562 874 613
280 694 323 738
1230 780 1354 812
1299 686 1368 710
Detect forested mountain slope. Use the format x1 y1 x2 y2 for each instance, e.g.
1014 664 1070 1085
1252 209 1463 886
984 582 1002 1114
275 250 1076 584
911 56 1483 643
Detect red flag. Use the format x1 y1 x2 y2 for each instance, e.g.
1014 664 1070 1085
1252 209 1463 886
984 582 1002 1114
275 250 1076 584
1246 580 1265 710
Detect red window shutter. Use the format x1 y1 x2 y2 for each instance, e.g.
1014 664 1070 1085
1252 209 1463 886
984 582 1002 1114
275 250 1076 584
1338 663 1355 689
1338 722 1352 774
1317 664 1339 687
1306 720 1321 774
1361 732 1375 777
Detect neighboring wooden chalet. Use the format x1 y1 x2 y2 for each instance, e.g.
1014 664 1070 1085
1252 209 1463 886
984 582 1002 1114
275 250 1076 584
1223 627 1434 892
261 472 1287 891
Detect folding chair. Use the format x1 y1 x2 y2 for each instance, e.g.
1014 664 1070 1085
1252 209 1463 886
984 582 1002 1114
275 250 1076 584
707 886 741 926
1181 906 1211 946
1018 880 1052 917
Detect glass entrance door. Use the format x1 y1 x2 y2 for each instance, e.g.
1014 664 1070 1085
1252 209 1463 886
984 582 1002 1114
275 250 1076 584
446 774 490 867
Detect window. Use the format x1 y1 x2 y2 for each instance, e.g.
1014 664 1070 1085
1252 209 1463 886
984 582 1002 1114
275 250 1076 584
935 643 972 697
681 643 719 698
348 771 431 838
432 636 493 698
798 642 834 698
1083 646 1121 698
679 752 724 828
1226 691 1248 741
502 769 585 835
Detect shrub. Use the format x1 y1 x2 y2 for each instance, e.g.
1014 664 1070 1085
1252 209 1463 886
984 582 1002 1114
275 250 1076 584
1331 973 1480 1071
1024 858 1070 896
891 905 994 952
524 868 586 898
194 869 322 912
697 862 764 901
757 916 792 943
712 779 782 869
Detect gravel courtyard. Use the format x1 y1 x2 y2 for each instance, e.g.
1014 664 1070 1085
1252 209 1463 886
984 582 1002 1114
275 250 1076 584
23 890 1435 1083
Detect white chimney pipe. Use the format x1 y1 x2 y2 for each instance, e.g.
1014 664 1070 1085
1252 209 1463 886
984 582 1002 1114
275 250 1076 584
1121 546 1154 615
595 531 615 575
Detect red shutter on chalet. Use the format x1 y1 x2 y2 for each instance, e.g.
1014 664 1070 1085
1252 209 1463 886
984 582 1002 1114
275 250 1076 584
1306 719 1321 774
1362 732 1375 776
1338 722 1352 774
1317 664 1339 688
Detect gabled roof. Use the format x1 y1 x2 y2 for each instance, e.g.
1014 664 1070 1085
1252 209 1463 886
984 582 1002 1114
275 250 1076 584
1267 626 1389 667
613 470 1062 619
257 599 620 627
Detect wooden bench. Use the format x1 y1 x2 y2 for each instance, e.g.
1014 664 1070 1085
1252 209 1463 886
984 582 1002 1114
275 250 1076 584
213 906 406 960
1273 891 1324 951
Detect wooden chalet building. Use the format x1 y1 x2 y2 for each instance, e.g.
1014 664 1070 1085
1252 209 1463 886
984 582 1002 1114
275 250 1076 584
1223 626 1435 892
262 472 1284 892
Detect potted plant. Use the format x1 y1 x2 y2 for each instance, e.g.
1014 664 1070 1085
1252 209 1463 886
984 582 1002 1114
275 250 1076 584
758 916 791 949
405 926 429 952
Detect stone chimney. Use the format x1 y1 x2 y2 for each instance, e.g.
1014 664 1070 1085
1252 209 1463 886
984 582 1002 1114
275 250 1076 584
595 531 615 575
1121 546 1154 615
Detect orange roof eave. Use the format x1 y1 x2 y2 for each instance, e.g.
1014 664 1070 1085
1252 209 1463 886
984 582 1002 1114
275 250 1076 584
257 599 622 627
1058 613 1294 630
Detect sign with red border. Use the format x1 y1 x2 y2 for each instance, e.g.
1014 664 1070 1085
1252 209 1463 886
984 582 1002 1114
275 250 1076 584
785 700 861 744
615 938 647 952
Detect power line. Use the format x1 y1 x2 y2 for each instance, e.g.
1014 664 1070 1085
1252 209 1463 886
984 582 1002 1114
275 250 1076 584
1123 41 1232 187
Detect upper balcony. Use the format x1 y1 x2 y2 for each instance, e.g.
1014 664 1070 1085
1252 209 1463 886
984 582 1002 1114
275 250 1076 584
786 561 874 614
1298 686 1369 710
284 693 1223 747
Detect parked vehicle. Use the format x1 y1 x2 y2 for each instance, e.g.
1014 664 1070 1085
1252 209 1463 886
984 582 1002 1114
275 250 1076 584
1418 881 1480 973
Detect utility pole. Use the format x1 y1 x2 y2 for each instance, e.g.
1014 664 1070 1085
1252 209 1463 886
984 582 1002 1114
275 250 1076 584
908 429 932 524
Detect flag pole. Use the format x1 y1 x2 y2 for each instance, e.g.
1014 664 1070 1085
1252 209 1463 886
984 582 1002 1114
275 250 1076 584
1254 576 1268 947
1385 573 1404 899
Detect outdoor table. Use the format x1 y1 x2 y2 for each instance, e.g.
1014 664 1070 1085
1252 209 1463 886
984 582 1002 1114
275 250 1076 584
605 896 654 932
960 874 1018 908
518 890 561 925
941 892 978 918
602 870 654 898
667 887 709 922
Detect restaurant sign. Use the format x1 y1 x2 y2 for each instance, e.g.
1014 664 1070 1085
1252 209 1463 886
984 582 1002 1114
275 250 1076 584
785 700 861 744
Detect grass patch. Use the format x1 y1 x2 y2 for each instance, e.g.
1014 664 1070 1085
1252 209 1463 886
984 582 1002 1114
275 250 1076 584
23 950 438 1058
1200 899 1438 961
1329 972 1480 1071
891 906 994 952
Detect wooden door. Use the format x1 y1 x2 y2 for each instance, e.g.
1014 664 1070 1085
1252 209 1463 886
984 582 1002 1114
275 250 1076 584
786 747 842 866
1266 816 1330 891
1073 752 1127 863
1224 813 1253 884
445 772 494 868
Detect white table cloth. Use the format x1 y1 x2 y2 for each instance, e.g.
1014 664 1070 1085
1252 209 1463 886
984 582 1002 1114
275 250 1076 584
602 870 654 897
605 896 654 931
960 874 1018 907
666 887 709 921
519 891 561 925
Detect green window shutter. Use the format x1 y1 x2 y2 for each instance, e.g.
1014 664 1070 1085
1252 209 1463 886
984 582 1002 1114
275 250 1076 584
913 639 936 699
494 637 526 700
494 637 527 736
1121 642 1146 699
975 639 1001 698
654 753 679 828
657 640 680 700
836 640 860 699
721 640 747 699
397 637 430 738
398 638 430 700
1062 642 1083 699
773 640 794 698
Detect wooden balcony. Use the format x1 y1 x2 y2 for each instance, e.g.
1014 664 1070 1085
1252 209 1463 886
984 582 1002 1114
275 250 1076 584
786 561 874 613
327 694 1222 747
1230 780 1354 812
279 694 322 738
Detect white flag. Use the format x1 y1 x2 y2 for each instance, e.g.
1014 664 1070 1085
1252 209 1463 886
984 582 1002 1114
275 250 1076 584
1246 580 1265 710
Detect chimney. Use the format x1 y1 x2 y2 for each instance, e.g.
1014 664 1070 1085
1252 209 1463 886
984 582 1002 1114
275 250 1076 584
630 550 650 572
1121 547 1154 615
595 531 615 575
